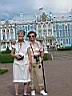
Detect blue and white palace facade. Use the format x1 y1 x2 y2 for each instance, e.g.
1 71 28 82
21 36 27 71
0 11 72 51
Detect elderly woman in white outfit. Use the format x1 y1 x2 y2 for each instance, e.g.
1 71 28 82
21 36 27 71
11 30 31 96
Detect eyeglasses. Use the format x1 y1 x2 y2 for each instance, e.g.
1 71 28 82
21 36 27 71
29 35 35 38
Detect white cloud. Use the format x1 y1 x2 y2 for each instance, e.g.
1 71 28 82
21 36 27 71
33 0 72 13
51 0 72 13
33 0 46 9
0 0 72 18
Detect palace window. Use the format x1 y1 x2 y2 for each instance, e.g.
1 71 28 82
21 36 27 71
11 29 14 40
66 39 68 44
38 24 41 28
2 29 5 40
43 24 46 28
7 29 9 39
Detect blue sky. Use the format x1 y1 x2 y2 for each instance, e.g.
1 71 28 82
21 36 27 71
0 0 72 19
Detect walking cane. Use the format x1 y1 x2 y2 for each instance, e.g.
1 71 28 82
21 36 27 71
41 60 47 93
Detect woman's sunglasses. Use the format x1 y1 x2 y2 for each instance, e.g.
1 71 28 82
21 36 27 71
29 35 35 38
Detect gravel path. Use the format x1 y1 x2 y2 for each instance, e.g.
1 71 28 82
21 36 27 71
0 50 72 96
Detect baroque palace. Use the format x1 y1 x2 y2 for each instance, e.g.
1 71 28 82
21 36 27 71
0 11 72 51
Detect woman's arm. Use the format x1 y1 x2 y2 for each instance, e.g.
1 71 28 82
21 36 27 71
11 48 21 59
27 47 32 72
11 48 16 58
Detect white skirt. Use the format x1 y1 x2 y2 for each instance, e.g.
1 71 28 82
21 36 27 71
13 63 31 83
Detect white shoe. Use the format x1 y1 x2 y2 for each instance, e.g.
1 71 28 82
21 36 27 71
31 90 35 95
40 90 48 95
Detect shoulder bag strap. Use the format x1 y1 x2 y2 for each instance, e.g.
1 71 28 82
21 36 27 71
30 43 34 55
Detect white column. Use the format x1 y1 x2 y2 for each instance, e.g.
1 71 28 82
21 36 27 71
6 42 7 48
41 23 43 37
13 28 15 39
36 24 39 37
9 42 12 50
46 23 48 36
51 24 54 36
46 23 48 45
9 28 11 40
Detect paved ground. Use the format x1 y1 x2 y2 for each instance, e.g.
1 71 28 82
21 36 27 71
0 50 72 96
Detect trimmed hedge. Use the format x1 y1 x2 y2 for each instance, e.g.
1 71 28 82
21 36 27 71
1 47 11 54
0 52 51 63
0 53 13 63
44 53 53 60
43 53 48 60
57 46 72 51
0 69 8 75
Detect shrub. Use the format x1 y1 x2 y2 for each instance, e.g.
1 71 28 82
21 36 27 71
43 53 53 60
0 53 13 63
0 69 8 75
57 46 72 51
1 47 11 54
43 53 48 60
0 52 52 63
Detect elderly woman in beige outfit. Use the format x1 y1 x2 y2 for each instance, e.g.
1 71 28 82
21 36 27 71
27 31 48 96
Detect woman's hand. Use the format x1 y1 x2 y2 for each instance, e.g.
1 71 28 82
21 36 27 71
15 54 21 60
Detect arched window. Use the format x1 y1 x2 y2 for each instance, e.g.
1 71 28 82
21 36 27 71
2 29 5 40
11 28 14 40
7 29 9 39
43 24 46 28
38 24 41 28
